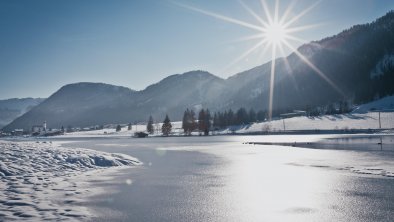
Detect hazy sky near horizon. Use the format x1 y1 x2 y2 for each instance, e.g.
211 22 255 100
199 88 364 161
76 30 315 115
1 0 393 99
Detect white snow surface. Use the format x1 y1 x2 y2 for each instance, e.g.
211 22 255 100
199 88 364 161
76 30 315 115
0 140 141 221
236 112 394 133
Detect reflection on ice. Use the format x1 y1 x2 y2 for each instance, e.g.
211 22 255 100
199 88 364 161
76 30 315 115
55 134 394 221
125 179 133 185
212 145 334 221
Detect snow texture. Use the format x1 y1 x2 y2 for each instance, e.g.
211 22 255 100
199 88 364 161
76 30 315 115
0 140 141 221
236 112 394 133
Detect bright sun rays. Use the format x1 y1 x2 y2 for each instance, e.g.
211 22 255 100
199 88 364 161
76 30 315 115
176 0 342 120
264 22 287 45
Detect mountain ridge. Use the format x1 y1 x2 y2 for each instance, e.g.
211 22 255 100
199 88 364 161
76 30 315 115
0 98 45 128
3 11 394 131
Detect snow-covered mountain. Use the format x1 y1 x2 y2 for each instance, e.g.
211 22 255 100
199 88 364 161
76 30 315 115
0 98 45 128
3 11 394 131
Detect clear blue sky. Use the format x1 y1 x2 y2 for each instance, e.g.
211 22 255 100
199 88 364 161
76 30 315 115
1 0 393 99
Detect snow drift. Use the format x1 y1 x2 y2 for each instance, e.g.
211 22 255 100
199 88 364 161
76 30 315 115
0 140 141 221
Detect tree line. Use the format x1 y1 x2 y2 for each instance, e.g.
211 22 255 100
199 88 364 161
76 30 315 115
212 108 267 129
142 107 267 137
182 108 212 135
142 100 353 136
145 114 172 136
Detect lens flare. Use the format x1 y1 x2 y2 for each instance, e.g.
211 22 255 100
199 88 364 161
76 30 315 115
264 22 287 45
176 0 342 121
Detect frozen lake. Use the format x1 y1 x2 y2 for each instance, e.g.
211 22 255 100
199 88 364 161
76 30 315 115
57 135 394 222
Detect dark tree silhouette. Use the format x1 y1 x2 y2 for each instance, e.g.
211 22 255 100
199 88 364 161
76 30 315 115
204 109 211 135
182 109 196 135
236 108 248 125
147 116 154 134
248 109 257 123
161 114 172 136
198 109 206 134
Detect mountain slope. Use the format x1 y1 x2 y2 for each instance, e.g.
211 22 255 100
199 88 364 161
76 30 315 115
2 83 136 131
3 11 394 131
0 98 45 128
222 11 394 112
3 72 226 131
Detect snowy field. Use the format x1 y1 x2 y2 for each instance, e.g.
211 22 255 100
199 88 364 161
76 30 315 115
56 111 394 138
0 140 141 221
238 112 394 133
53 97 394 138
57 122 184 138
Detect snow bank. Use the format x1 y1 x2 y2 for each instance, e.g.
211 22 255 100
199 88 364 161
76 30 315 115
237 112 394 133
230 112 393 134
0 140 141 221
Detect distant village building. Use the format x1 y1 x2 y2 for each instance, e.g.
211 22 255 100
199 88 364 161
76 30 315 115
12 129 24 136
31 121 47 136
32 125 45 133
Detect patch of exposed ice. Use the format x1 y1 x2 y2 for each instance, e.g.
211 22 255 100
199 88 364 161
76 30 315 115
0 140 141 221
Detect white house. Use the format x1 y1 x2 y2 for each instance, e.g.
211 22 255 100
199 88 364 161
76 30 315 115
31 121 47 134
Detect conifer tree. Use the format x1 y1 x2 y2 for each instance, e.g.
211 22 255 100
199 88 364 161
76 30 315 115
204 109 211 135
161 114 172 136
228 109 235 126
236 108 248 125
147 116 154 134
182 109 189 134
198 109 206 134
257 110 266 122
249 109 257 123
190 109 196 131
213 112 218 128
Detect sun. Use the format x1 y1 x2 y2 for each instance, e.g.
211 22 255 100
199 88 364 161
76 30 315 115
264 22 287 45
176 0 342 120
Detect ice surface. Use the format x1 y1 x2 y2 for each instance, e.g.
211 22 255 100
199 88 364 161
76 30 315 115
0 140 141 221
